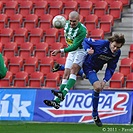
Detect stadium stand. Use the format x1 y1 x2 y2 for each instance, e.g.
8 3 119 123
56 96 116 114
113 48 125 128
84 14 98 35
32 1 48 17
125 73 133 88
8 14 23 31
38 14 53 29
77 1 93 18
119 57 133 77
128 44 133 59
3 1 18 17
0 14 8 29
28 28 43 46
93 1 108 20
44 72 60 88
0 71 13 87
13 71 29 87
8 56 23 75
34 42 49 60
18 1 33 17
13 28 28 46
28 71 44 87
48 1 63 17
99 14 114 34
23 56 38 75
39 56 54 77
19 42 33 59
2 42 18 60
109 72 124 88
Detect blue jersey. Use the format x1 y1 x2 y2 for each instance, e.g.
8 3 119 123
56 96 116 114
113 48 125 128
82 38 121 82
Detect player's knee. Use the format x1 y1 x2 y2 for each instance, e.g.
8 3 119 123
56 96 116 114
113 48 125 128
94 87 102 93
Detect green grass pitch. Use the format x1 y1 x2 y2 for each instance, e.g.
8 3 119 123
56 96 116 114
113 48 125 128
0 122 132 133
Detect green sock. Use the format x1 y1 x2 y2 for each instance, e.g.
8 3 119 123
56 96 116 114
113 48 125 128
54 84 66 104
54 84 66 103
62 78 76 96
54 97 61 103
59 84 66 92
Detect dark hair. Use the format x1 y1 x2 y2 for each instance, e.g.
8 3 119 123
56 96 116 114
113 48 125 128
108 34 125 46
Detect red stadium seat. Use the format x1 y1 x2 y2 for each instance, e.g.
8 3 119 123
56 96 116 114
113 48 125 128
23 14 38 31
0 71 13 87
109 72 124 88
13 28 28 46
89 0 101 7
48 1 63 17
45 72 60 88
63 1 78 16
3 1 18 16
18 1 33 17
48 42 63 58
8 14 23 31
8 56 23 75
119 57 133 77
128 44 133 59
125 73 133 89
29 71 44 87
44 28 59 44
0 28 13 44
84 14 98 34
19 42 33 60
119 0 130 6
28 28 43 45
0 42 2 53
90 28 104 40
99 14 114 34
78 1 92 18
23 57 38 75
14 71 28 87
0 1 3 14
38 14 53 30
34 42 49 60
3 42 18 60
104 0 116 6
3 56 8 66
0 14 8 29
93 1 108 20
33 1 48 17
39 57 54 76
55 57 66 77
109 1 123 20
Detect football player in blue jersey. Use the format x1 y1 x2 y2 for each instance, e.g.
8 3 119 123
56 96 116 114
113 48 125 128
82 34 125 127
52 34 125 126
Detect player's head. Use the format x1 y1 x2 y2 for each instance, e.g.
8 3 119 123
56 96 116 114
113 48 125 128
108 34 125 53
69 11 79 28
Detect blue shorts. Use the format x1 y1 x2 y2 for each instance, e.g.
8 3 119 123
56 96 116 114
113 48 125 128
86 70 99 85
83 62 99 85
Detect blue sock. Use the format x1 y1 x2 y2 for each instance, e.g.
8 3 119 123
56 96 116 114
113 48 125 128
92 90 99 117
60 65 65 71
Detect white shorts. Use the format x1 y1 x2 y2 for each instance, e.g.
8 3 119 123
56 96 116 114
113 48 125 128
65 48 87 69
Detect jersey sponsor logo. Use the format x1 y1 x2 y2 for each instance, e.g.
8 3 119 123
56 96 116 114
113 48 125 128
98 54 113 61
39 92 130 123
66 38 73 45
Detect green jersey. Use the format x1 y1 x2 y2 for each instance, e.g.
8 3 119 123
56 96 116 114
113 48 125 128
63 21 87 53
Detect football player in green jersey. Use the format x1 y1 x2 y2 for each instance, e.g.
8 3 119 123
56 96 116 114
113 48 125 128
44 11 87 109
